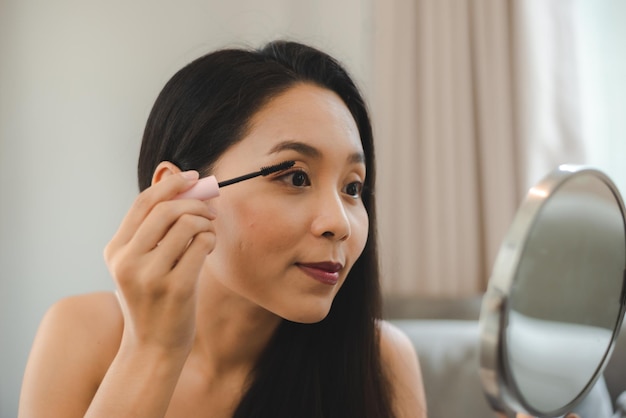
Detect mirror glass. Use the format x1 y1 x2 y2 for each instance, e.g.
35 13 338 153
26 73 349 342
480 166 626 417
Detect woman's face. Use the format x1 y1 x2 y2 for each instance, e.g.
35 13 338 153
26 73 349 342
203 83 369 323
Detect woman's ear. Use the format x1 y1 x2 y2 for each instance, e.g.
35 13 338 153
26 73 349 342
151 161 183 186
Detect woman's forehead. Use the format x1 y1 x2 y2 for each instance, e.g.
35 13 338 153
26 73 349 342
244 84 364 156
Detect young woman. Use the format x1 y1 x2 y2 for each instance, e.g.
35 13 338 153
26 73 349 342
18 41 426 418
18 40 569 418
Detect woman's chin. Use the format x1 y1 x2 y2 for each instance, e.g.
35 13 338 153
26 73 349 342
278 303 332 324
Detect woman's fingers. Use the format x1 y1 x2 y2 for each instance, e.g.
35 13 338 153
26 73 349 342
107 171 201 251
146 213 216 272
169 231 217 289
104 169 218 302
129 199 215 254
107 201 216 294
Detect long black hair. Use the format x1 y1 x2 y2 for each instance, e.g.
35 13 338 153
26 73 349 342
137 40 394 418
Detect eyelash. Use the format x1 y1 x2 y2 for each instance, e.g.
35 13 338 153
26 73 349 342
277 169 364 199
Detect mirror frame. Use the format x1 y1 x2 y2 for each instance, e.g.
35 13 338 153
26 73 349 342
479 165 626 417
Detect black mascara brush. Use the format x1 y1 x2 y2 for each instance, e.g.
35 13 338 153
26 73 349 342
217 160 295 187
175 160 296 200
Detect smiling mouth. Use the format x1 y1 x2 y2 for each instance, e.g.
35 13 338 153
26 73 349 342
296 262 343 285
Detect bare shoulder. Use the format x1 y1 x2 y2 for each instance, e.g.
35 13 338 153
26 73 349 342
379 320 421 380
39 291 123 372
40 291 123 352
49 290 122 321
379 320 428 418
19 292 123 417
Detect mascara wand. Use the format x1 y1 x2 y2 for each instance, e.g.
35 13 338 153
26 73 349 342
218 160 295 187
175 160 296 201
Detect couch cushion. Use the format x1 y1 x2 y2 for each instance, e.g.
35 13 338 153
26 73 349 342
391 320 494 417
391 319 614 418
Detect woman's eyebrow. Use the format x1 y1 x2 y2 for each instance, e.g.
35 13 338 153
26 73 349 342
349 151 365 165
268 140 366 165
268 140 321 158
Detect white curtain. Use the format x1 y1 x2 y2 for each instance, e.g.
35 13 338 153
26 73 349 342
371 0 587 298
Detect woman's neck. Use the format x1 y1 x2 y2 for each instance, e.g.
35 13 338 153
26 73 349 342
190 273 282 380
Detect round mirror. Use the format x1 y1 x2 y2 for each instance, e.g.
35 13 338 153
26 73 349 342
479 165 626 417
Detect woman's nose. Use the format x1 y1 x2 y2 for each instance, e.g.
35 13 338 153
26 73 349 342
310 193 351 241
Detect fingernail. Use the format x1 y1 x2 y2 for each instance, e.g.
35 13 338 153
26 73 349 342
182 170 199 180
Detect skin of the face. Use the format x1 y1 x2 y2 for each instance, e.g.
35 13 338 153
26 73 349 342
200 82 369 324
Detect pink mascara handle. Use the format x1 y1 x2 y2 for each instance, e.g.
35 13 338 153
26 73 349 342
174 176 220 200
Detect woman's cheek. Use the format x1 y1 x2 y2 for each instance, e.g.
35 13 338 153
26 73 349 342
353 208 369 250
235 202 301 247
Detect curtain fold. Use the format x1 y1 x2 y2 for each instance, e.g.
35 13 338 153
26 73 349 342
372 0 585 298
511 0 587 190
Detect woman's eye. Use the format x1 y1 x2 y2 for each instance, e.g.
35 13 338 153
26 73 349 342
344 182 363 198
284 170 310 187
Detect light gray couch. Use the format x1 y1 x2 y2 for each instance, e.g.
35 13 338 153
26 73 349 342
386 297 626 418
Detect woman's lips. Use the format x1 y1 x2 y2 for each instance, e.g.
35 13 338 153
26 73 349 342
296 262 342 285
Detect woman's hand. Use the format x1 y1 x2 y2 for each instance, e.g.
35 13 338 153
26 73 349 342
104 170 217 356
